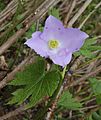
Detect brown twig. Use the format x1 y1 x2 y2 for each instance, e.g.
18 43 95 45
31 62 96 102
79 1 101 29
0 1 100 120
64 0 76 27
0 0 18 25
0 29 25 55
0 1 62 119
0 54 33 90
46 78 67 120
70 56 84 72
68 65 101 88
1 65 101 119
0 0 62 56
46 64 101 120
0 105 25 120
86 59 98 73
45 1 94 119
67 0 92 27
80 105 99 111
86 106 101 117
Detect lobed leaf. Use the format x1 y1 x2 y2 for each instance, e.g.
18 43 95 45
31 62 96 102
8 58 61 108
89 78 101 104
58 91 82 110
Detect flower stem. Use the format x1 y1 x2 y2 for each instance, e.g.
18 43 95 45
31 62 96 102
62 66 67 79
35 66 67 120
45 66 67 120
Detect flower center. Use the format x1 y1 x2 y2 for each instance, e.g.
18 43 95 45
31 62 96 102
48 40 59 49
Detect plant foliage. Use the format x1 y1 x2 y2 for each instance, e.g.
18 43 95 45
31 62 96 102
8 58 61 108
86 109 101 120
74 37 101 58
58 91 82 110
89 78 101 104
49 7 60 19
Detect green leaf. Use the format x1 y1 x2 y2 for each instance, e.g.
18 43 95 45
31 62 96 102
25 31 33 38
9 58 45 86
49 8 60 19
96 95 101 104
86 115 93 120
74 37 99 58
27 70 61 108
92 112 101 120
30 23 36 32
16 23 23 30
87 46 101 51
89 78 101 95
83 38 96 48
25 23 36 38
0 2 6 12
89 78 101 104
73 51 81 57
98 109 101 116
8 89 24 104
58 91 82 110
80 49 95 58
39 23 44 32
8 58 61 108
17 14 24 20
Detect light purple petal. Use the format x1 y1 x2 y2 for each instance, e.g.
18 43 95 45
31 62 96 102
24 15 89 67
24 31 49 57
62 28 89 52
49 49 72 67
44 15 64 30
40 15 65 41
41 19 89 53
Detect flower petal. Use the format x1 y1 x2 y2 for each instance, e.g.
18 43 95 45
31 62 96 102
49 49 72 67
25 31 48 57
40 15 65 41
44 15 64 30
62 28 89 52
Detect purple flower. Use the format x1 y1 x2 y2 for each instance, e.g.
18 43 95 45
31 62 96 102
25 15 89 67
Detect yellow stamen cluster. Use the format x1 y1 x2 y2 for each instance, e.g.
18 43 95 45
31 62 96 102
48 40 59 49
